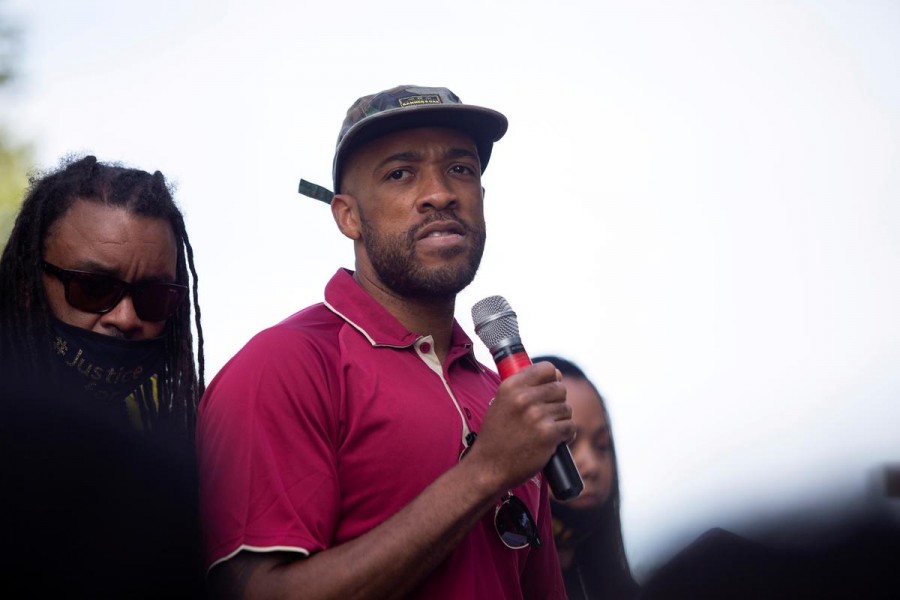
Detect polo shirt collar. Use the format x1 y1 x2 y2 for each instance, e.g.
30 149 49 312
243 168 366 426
323 269 477 359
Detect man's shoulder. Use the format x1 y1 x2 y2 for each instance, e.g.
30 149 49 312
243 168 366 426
276 301 344 333
202 302 345 405
241 302 344 356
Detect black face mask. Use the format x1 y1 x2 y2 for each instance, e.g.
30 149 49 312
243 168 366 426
49 319 166 404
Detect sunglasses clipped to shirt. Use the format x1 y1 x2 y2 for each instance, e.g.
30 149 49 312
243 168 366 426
461 432 542 550
42 261 188 322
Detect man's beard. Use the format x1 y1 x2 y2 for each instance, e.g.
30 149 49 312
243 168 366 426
361 211 486 300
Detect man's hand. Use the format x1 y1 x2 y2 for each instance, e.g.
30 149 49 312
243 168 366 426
464 361 575 495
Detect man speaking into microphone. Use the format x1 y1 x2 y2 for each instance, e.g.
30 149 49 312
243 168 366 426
197 85 575 599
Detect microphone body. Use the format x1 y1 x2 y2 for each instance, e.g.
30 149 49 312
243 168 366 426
472 296 584 501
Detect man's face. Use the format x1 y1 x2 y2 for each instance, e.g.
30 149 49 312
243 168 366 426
340 126 487 300
42 199 179 340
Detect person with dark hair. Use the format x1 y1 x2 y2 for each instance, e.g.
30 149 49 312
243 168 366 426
0 155 207 597
534 355 640 600
0 154 204 431
197 85 573 599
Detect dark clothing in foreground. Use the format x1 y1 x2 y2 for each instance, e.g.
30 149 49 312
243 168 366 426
640 522 900 600
0 397 205 598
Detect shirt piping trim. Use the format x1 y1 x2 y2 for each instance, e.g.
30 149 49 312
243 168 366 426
414 338 472 446
207 544 311 573
324 299 412 349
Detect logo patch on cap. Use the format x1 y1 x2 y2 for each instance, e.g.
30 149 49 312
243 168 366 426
398 94 443 107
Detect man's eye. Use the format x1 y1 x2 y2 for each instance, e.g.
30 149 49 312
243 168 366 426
450 164 475 175
388 169 408 180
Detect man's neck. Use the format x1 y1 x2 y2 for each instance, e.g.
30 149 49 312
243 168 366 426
353 271 457 364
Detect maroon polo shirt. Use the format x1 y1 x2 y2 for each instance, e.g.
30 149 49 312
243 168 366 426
197 269 564 598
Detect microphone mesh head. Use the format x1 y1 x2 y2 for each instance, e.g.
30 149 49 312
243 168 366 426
471 295 521 351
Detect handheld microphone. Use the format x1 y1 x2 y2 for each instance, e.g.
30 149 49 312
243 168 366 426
471 295 584 501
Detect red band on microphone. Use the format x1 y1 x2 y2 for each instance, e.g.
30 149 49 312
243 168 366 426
497 352 532 380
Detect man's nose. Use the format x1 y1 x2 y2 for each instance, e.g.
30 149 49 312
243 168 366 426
416 169 458 212
98 294 145 338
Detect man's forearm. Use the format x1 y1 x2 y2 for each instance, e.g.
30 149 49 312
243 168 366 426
215 458 501 600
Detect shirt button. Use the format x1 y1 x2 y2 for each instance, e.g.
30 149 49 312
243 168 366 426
420 342 431 353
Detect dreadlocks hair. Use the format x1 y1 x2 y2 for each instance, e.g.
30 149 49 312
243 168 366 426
0 155 205 433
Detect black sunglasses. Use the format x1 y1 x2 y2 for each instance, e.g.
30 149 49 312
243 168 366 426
42 261 187 322
460 431 542 550
494 492 542 549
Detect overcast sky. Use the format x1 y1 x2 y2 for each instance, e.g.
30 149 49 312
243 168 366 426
5 0 900 578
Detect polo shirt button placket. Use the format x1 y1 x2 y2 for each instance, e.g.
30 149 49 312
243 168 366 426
419 341 431 354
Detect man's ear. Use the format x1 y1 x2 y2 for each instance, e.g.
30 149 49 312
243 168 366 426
331 193 362 240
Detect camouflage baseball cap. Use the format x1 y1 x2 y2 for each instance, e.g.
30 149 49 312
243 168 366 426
298 85 508 203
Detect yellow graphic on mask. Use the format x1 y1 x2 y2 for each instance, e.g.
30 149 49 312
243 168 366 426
124 374 160 431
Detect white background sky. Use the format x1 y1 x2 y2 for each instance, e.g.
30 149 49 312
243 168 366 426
5 0 899 579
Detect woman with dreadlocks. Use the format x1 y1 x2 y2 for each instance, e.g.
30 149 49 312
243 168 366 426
533 355 640 600
0 154 204 433
0 155 207 597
